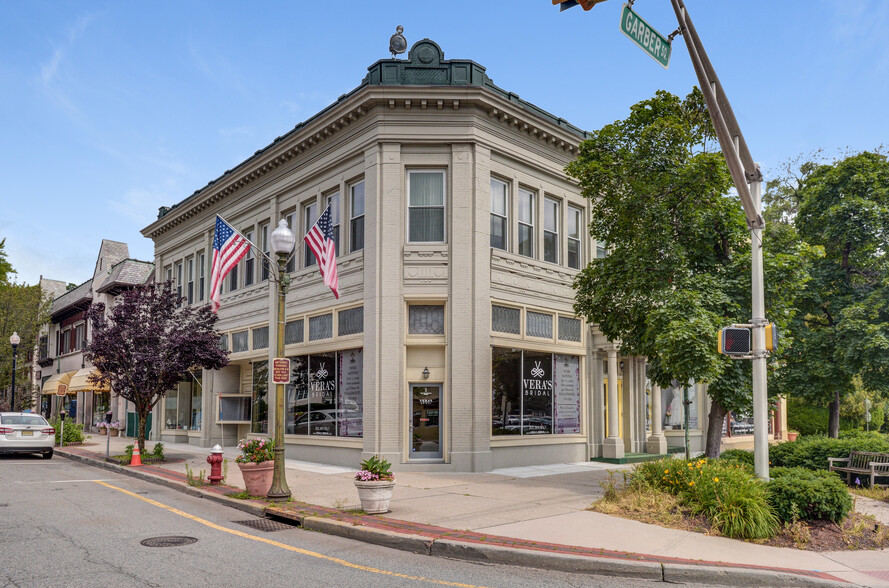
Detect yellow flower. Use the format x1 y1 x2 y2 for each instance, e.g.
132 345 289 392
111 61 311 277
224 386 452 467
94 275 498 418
714 477 719 482
688 481 694 486
664 469 669 473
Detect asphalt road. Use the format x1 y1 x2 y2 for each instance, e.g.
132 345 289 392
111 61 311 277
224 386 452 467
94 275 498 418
0 456 658 588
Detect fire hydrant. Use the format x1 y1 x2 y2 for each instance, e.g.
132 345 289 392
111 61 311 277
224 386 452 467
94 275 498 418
207 444 224 485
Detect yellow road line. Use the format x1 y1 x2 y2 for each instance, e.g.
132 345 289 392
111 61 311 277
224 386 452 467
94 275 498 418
95 481 485 588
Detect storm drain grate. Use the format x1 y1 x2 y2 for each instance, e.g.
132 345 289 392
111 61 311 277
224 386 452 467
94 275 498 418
140 536 198 548
233 518 295 532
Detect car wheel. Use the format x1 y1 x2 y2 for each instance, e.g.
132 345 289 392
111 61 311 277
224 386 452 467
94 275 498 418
42 449 54 459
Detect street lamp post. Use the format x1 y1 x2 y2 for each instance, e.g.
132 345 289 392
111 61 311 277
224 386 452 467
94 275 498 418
267 219 295 501
10 332 20 412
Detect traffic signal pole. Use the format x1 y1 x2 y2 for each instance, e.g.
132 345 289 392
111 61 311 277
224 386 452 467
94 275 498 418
669 0 769 479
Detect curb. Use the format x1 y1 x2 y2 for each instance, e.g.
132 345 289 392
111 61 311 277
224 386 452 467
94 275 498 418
56 448 847 587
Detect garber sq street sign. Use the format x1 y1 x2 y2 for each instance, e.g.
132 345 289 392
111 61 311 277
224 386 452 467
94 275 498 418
619 3 671 69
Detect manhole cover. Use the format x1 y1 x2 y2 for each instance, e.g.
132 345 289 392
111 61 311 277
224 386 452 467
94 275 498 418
233 519 294 532
140 536 198 548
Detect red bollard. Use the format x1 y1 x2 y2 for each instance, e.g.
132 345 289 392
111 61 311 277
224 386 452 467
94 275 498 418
207 444 224 485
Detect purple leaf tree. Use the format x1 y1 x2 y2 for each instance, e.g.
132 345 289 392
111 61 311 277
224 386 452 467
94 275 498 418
85 282 229 454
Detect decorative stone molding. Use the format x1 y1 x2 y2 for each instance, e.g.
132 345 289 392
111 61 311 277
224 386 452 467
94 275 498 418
490 251 576 303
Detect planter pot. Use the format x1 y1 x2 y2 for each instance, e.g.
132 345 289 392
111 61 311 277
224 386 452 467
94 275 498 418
354 479 395 514
97 428 107 435
238 461 275 496
787 432 799 442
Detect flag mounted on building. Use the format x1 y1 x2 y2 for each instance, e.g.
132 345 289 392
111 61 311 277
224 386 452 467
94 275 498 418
304 204 339 299
210 215 251 313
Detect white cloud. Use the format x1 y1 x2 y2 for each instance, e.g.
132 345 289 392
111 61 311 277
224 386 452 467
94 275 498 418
109 183 179 226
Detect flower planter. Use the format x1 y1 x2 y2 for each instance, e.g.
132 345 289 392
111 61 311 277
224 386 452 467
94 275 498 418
354 480 395 514
97 428 107 435
238 460 274 496
787 432 799 442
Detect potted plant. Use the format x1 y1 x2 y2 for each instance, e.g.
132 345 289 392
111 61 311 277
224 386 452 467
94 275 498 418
110 421 124 437
787 429 799 442
96 422 108 435
235 437 275 496
354 455 395 514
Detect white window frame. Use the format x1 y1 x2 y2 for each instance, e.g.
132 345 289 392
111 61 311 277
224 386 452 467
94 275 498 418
243 229 254 287
186 257 194 304
544 196 560 264
284 213 296 273
490 178 508 251
260 222 270 281
517 188 535 258
567 205 582 270
407 169 447 244
350 180 365 253
304 201 318 267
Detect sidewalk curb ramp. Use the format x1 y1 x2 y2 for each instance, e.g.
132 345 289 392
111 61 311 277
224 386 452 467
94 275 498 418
56 448 847 587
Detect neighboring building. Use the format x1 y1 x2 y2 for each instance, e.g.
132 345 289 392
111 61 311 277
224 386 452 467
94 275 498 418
40 240 153 433
26 276 68 413
141 38 722 471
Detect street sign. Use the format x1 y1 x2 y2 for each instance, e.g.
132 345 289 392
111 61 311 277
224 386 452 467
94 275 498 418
56 383 67 397
619 3 671 69
272 358 290 384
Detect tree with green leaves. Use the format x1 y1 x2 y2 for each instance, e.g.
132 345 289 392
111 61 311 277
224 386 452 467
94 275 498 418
770 151 889 437
0 282 51 410
566 88 813 457
0 238 15 285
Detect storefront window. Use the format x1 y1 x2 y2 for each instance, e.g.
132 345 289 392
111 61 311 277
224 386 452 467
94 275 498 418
285 348 362 437
661 383 698 430
492 348 580 436
165 374 202 430
92 391 110 426
191 372 202 429
251 361 269 434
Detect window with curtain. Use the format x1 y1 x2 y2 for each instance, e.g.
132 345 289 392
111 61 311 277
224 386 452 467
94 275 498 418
260 222 270 281
176 262 183 300
244 230 254 287
567 206 582 269
350 181 365 252
285 213 296 273
544 197 559 263
199 252 205 301
490 178 508 250
187 257 194 304
327 192 340 255
304 202 318 267
518 188 535 257
408 171 445 243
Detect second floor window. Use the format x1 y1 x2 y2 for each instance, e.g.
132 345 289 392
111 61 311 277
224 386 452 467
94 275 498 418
518 188 535 258
490 178 508 250
244 230 254 287
327 192 340 255
408 170 445 243
568 206 582 269
187 258 194 304
544 197 559 264
176 262 183 302
198 253 206 301
260 223 270 281
285 213 296 273
350 181 365 252
304 202 318 267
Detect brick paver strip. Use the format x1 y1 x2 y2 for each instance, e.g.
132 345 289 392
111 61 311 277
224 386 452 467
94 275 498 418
60 446 844 583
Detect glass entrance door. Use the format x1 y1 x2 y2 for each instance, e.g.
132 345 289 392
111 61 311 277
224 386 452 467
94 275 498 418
410 384 442 458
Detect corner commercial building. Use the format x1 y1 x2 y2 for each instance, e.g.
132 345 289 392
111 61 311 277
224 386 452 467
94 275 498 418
141 39 715 472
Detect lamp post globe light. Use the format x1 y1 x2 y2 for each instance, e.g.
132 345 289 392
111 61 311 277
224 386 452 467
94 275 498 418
267 219 295 500
9 332 20 412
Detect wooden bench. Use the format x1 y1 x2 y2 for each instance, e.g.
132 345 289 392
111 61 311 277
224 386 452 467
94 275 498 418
828 451 889 487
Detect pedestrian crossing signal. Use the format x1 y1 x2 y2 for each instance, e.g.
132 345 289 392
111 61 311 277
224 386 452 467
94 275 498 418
718 327 751 355
765 322 778 352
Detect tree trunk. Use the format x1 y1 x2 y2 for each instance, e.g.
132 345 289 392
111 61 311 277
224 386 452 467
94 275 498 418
705 400 728 459
828 390 840 439
137 404 148 455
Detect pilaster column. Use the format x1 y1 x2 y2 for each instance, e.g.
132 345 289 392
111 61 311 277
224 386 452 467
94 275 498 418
646 383 667 454
602 347 624 459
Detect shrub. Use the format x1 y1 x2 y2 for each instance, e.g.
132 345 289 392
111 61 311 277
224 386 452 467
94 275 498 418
719 449 754 467
769 432 889 471
632 458 778 539
152 442 165 460
49 415 84 444
767 467 853 523
787 398 858 436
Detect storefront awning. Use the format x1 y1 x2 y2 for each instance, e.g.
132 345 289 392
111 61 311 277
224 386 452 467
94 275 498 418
42 371 77 395
68 368 110 393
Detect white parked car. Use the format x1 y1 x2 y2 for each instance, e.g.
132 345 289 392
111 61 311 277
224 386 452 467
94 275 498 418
0 412 55 459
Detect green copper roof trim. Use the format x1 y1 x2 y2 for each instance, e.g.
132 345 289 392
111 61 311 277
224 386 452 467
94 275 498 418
154 39 587 221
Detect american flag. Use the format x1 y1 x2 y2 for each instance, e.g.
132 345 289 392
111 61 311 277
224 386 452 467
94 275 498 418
304 205 339 299
210 215 251 313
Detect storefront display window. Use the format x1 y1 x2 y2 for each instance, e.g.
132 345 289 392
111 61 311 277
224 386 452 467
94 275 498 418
492 348 581 436
165 372 202 430
661 383 698 430
251 361 268 434
92 391 110 426
285 348 363 437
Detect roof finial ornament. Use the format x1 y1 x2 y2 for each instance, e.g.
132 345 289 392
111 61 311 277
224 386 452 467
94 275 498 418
389 25 406 58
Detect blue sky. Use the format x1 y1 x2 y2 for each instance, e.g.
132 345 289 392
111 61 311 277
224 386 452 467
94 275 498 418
3 1 888 287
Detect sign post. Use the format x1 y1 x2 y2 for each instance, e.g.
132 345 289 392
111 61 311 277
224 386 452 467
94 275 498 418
619 3 671 69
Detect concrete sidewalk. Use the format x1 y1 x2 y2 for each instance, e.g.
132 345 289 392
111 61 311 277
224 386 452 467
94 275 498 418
57 436 889 587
